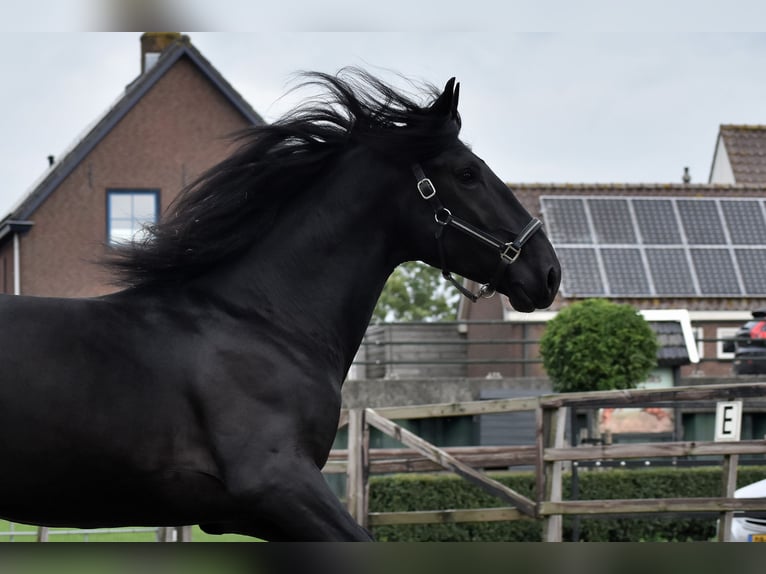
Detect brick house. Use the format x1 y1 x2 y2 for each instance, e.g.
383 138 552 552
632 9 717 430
0 33 263 298
460 125 766 383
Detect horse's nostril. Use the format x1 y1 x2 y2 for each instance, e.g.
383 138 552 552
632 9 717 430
547 266 561 295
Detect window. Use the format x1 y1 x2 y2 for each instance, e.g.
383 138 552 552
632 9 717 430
717 327 739 360
107 189 159 245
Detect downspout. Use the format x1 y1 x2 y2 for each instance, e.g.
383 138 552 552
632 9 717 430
0 220 33 295
13 232 20 295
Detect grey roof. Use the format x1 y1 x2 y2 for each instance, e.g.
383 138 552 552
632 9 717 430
649 321 691 367
1 35 264 230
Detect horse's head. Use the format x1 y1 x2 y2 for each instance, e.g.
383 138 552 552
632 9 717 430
404 78 560 312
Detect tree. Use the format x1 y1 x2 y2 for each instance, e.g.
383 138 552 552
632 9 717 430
373 262 460 322
539 299 658 393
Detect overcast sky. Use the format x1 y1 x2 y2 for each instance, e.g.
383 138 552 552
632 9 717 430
2 31 766 217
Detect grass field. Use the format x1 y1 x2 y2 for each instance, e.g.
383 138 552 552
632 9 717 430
0 521 256 542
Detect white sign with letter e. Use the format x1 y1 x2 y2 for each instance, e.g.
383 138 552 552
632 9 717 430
714 400 742 442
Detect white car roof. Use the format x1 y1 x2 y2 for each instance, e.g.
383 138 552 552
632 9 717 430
735 478 766 498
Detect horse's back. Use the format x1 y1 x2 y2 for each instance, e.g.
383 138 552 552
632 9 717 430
0 294 125 402
0 294 217 490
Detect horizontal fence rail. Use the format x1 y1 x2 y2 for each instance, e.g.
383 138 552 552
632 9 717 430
325 445 537 474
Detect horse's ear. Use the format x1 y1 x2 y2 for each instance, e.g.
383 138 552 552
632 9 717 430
431 77 460 120
452 81 460 120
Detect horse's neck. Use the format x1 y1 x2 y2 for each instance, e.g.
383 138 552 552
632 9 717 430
196 155 406 374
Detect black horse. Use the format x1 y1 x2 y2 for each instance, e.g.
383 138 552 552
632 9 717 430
0 70 560 541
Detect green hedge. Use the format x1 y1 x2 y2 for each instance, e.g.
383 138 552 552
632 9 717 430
369 466 766 541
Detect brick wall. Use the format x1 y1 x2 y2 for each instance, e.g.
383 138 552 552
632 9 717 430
0 243 11 294
16 56 252 298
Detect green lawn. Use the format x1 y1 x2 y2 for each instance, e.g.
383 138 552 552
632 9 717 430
0 521 257 542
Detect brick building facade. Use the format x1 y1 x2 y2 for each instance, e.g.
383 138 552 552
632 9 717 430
0 33 262 298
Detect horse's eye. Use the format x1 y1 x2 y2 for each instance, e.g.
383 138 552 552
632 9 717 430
457 168 475 183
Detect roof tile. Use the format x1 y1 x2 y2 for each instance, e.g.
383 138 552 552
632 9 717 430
720 125 766 184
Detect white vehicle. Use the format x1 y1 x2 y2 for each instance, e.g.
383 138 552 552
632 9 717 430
730 478 766 542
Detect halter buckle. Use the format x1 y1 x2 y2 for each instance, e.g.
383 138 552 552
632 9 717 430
500 242 522 264
416 178 436 200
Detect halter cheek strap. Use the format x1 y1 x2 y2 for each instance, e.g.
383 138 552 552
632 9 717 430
412 164 543 302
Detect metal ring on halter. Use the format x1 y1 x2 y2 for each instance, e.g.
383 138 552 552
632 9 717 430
478 284 496 298
434 208 452 226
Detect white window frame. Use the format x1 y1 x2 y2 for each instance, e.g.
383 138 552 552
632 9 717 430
717 327 739 361
107 189 160 246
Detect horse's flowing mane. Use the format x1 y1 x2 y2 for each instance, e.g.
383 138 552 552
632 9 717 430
106 68 461 288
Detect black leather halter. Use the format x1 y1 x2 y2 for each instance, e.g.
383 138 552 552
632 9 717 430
412 164 542 302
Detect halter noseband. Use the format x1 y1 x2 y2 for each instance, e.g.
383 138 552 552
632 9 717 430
412 164 543 302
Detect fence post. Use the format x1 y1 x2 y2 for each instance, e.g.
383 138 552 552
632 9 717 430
157 527 173 542
535 402 544 520
541 406 567 542
36 526 49 542
717 453 739 542
177 525 192 542
346 408 369 528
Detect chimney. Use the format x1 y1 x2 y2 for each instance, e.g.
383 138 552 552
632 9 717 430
682 167 691 184
140 32 182 74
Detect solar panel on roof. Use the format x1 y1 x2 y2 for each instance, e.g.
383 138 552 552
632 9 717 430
735 249 766 293
690 249 741 295
543 198 591 244
632 199 682 244
556 248 604 295
540 196 766 298
676 200 726 245
721 201 766 244
601 248 649 295
589 199 636 244
646 248 696 295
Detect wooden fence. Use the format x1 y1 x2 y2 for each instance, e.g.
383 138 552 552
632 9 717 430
28 525 190 542
331 382 766 541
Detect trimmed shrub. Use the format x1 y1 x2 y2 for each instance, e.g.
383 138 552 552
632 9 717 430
540 299 658 393
369 466 766 541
